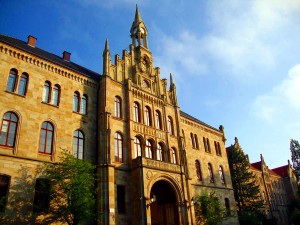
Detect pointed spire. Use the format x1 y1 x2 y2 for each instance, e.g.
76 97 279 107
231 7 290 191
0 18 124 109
103 38 110 55
134 4 143 24
169 73 176 91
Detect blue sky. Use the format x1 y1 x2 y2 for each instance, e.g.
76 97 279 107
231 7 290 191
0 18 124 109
1 0 300 168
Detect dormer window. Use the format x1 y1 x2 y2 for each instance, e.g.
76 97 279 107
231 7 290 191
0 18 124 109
142 80 150 88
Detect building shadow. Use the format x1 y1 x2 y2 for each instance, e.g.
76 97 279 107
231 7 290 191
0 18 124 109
0 165 43 225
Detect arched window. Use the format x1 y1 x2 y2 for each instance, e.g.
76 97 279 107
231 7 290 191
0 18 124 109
73 130 84 159
195 160 202 181
217 142 222 155
52 84 60 106
18 73 28 95
114 96 122 118
43 81 51 103
114 132 123 162
145 140 153 159
155 110 162 129
191 133 195 148
0 112 18 147
0 175 10 212
219 166 225 184
157 143 163 161
134 136 142 158
81 95 87 115
73 92 80 112
39 121 54 154
207 138 211 152
170 147 177 164
167 116 174 135
6 69 17 92
208 163 214 183
144 106 151 126
133 102 140 122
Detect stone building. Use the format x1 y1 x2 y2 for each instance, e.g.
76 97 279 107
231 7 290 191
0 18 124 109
229 137 299 225
0 6 239 225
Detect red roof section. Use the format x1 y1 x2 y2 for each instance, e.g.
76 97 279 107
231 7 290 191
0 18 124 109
251 161 262 170
272 165 289 177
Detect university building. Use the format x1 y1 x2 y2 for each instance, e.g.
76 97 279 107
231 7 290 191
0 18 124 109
229 137 299 225
0 6 240 225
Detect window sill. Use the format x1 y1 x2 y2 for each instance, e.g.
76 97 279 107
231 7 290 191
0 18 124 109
41 101 59 108
5 90 26 98
72 111 87 116
112 116 124 121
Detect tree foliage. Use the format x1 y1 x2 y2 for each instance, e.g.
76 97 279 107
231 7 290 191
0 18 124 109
227 146 264 224
42 151 98 225
194 192 226 225
290 139 300 180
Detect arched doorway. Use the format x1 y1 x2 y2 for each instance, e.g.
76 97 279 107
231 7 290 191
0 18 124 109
149 180 180 225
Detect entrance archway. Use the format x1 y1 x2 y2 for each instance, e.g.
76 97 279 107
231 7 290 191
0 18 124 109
149 180 180 225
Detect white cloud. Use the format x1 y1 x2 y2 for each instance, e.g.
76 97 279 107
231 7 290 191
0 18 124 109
252 64 300 123
154 0 300 81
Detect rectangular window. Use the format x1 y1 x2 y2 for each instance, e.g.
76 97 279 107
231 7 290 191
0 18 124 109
0 175 10 212
33 179 50 213
117 185 126 213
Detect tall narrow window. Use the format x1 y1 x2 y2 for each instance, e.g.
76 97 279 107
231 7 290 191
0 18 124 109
145 140 153 159
81 95 87 115
52 84 60 106
225 198 230 215
191 133 195 148
17 73 28 95
114 96 122 118
203 137 207 151
0 175 10 212
208 163 214 183
73 130 84 159
195 160 202 181
217 142 222 156
134 136 142 158
167 116 174 135
144 106 151 126
6 69 17 92
73 92 80 112
219 166 225 184
133 102 140 122
33 178 50 213
207 138 211 152
43 81 51 103
155 110 162 129
117 185 126 213
195 134 199 149
0 112 18 147
157 143 163 161
114 132 123 162
170 147 177 164
38 122 54 154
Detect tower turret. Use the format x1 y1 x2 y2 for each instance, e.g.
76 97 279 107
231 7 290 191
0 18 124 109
130 5 148 48
103 38 111 76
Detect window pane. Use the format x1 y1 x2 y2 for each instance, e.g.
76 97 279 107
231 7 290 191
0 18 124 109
7 123 16 146
6 72 17 92
0 112 18 147
43 83 50 103
81 95 87 115
115 97 121 118
18 74 28 95
39 122 53 154
73 92 80 112
134 137 141 158
33 179 50 213
52 85 59 106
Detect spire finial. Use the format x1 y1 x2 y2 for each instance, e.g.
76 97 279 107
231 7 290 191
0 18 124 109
103 38 110 55
135 4 142 23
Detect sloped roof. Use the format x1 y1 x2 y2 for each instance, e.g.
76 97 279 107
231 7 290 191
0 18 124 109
272 165 289 177
251 161 262 171
0 34 100 80
179 110 221 132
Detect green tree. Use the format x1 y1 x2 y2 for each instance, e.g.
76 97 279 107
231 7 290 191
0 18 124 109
194 192 226 225
290 139 300 180
227 142 264 225
42 151 98 225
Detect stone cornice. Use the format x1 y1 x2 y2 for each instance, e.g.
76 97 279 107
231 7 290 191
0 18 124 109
0 43 98 88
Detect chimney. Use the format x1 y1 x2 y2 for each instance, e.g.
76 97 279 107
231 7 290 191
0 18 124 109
27 35 37 47
63 51 71 62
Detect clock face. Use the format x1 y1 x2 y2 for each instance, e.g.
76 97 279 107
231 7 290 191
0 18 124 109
133 27 137 34
140 28 145 34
